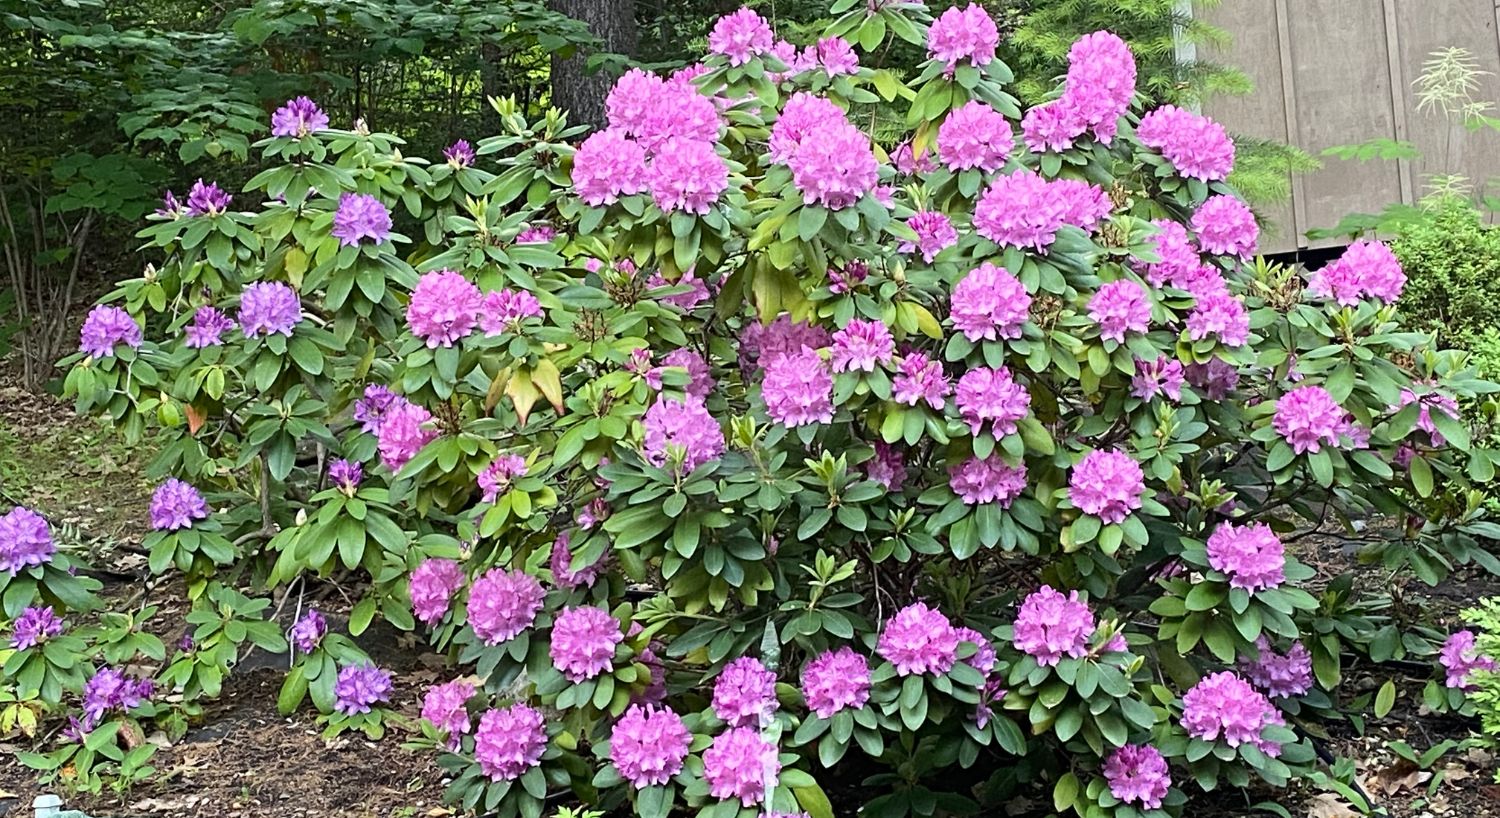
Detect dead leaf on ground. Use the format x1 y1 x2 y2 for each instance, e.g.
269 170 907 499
1364 757 1432 796
1305 792 1360 818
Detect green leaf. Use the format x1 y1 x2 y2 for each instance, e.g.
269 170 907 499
1374 679 1396 718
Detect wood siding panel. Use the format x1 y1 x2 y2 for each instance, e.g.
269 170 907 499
1200 0 1300 252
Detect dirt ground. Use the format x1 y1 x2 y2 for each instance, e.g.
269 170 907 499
3 388 1500 817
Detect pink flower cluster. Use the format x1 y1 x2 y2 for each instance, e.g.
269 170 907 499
331 193 392 247
1399 386 1460 447
1137 219 1201 288
550 606 622 682
902 211 959 263
937 100 1013 173
1069 449 1144 523
1306 239 1405 306
478 454 527 502
926 4 998 70
877 601 958 676
1273 385 1344 454
1180 671 1285 756
830 319 895 373
1132 356 1185 401
785 105 879 210
1206 522 1285 592
1136 105 1235 182
480 288 542 335
975 170 1110 251
421 679 475 748
1088 280 1151 342
474 702 546 781
1020 31 1136 151
1012 586 1094 666
867 441 908 491
951 263 1031 341
703 726 780 806
1191 195 1258 259
609 704 691 788
713 656 778 727
763 347 834 427
955 366 1030 437
1186 292 1250 348
376 401 438 471
1239 637 1313 698
801 646 871 718
407 270 481 348
1102 744 1172 810
643 396 723 473
410 558 465 626
893 352 952 409
708 7 774 66
1440 630 1496 690
467 568 545 645
550 533 605 590
948 455 1027 506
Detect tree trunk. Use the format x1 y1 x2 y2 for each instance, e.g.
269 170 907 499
548 0 637 130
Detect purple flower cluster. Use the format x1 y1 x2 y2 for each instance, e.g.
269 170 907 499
377 401 438 472
353 384 401 434
410 558 466 625
866 441 908 492
149 478 209 531
948 454 1027 506
79 306 142 358
1132 356 1185 402
444 140 476 168
1012 586 1094 667
480 289 543 335
331 193 393 247
270 97 329 138
1180 671 1284 756
290 609 327 654
1136 105 1235 181
478 454 527 503
550 606 622 682
937 100 1013 173
648 268 712 312
892 351 952 409
238 281 303 337
1102 744 1172 810
550 533 605 590
421 679 475 748
1274 385 1344 454
408 270 481 348
713 656 778 727
333 663 393 715
185 306 235 348
763 347 834 427
328 458 362 495
1068 449 1144 523
10 606 63 650
643 397 724 473
1399 386 1461 447
654 348 715 399
1206 522 1285 592
830 319 895 373
81 667 153 730
877 602 958 676
467 568 545 645
801 646 871 718
186 179 232 216
0 506 54 575
926 4 998 70
703 726 780 806
955 366 1030 437
474 702 547 781
1306 239 1405 305
1239 637 1313 698
609 704 691 788
951 262 1031 341
1186 292 1250 348
1441 630 1496 690
1137 219 1200 288
1088 280 1152 342
1191 195 1259 259
974 170 1109 251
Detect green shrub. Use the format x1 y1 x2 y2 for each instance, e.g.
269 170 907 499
1394 200 1500 368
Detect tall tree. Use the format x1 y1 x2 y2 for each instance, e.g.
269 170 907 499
549 0 637 128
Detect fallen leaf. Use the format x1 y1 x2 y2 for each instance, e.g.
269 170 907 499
1366 758 1431 796
1306 792 1360 818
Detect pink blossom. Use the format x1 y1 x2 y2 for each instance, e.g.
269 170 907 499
643 397 724 473
816 37 859 75
1191 195 1259 259
955 366 1030 437
708 7 774 66
902 211 959 263
892 352 952 409
1239 637 1313 698
1206 522 1285 592
953 627 997 674
1440 630 1496 691
1132 356 1185 401
407 270 481 348
1013 586 1094 667
1103 744 1172 810
550 606 622 682
1136 219 1200 288
1088 280 1151 342
649 138 729 215
713 656 778 727
1053 178 1113 232
703 726 780 806
937 100 1014 173
1399 386 1460 446
1186 358 1240 400
927 4 998 70
891 142 937 175
421 680 475 748
830 319 895 373
478 454 527 502
877 602 958 676
377 402 437 472
974 169 1067 251
866 441 908 491
474 703 546 781
1180 671 1284 755
1186 292 1250 348
410 558 466 625
1308 240 1406 305
572 129 647 207
763 347 834 427
467 568 545 645
1274 385 1344 454
1062 31 1136 143
1069 449 1144 523
1022 99 1086 153
1136 105 1235 181
479 289 543 335
789 119 879 210
609 704 691 787
948 454 1027 506
801 647 871 719
769 93 847 164
951 262 1031 341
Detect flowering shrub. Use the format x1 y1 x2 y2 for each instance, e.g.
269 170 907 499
34 1 1500 815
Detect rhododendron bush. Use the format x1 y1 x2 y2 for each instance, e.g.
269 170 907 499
33 0 1500 815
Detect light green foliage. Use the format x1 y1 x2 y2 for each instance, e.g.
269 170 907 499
1393 200 1500 363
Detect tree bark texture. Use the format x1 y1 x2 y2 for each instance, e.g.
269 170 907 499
548 0 637 130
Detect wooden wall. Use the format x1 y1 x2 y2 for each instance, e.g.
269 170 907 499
1201 0 1500 252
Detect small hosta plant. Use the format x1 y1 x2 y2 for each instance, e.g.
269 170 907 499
41 1 1500 816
